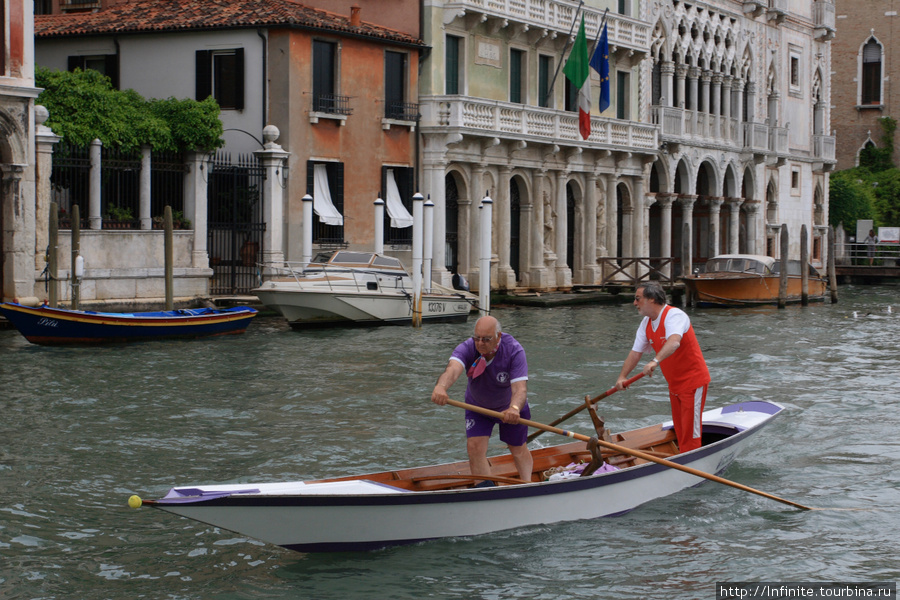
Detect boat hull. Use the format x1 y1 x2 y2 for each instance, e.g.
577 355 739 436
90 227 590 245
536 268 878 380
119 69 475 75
0 303 257 345
254 286 472 327
151 401 783 552
683 274 827 307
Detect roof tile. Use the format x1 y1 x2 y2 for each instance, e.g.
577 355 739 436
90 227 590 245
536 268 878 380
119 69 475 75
35 0 423 46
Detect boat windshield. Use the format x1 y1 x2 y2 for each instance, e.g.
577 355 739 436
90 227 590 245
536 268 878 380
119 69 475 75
704 258 770 274
371 255 404 270
330 251 376 265
311 252 334 264
772 260 821 277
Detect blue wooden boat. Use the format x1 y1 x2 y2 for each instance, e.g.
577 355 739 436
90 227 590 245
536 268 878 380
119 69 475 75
0 302 257 345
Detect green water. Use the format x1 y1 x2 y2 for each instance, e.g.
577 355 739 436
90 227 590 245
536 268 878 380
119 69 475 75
1 286 898 599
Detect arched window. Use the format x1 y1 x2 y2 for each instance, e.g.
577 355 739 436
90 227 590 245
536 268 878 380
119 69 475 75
861 38 882 105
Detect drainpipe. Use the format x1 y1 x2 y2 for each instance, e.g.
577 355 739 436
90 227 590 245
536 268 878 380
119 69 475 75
257 28 267 128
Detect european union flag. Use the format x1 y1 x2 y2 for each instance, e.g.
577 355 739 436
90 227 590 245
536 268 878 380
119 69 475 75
590 24 610 113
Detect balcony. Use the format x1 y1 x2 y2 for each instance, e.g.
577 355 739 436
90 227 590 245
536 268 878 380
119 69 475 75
419 96 657 151
767 0 787 24
651 105 744 151
813 1 836 41
813 134 836 161
309 94 352 125
743 0 766 18
443 0 650 65
383 102 420 131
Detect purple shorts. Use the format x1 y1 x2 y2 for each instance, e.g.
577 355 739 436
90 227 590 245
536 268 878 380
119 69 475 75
464 404 531 447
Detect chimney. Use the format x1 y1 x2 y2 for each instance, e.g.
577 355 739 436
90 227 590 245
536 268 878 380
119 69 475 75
350 5 361 27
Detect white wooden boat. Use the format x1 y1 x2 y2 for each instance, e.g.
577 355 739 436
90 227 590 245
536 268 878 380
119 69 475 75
138 400 784 552
252 250 476 327
683 254 827 307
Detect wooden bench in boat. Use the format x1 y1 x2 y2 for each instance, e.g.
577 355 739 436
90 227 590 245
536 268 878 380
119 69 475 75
313 424 679 491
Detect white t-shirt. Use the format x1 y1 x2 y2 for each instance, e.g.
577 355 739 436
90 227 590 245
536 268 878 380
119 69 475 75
631 306 691 354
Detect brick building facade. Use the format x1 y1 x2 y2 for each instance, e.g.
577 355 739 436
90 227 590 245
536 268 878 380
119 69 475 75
832 0 900 170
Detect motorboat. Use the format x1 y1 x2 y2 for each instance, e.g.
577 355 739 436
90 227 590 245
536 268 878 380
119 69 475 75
682 254 827 307
252 250 476 327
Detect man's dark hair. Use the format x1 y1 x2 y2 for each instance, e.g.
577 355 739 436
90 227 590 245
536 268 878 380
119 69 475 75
638 282 667 305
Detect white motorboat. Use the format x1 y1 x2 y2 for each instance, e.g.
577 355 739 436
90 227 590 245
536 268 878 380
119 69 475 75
136 400 785 552
252 250 476 327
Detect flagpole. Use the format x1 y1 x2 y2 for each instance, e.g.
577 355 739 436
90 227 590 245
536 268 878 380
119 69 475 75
589 8 610 54
542 0 585 108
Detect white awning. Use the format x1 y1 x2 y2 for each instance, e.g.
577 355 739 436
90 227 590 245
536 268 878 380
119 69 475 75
385 169 413 228
313 164 343 226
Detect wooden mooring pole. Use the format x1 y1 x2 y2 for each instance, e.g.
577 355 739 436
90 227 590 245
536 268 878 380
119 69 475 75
49 202 58 307
164 206 174 310
71 204 81 310
778 224 788 309
800 224 809 306
828 226 839 304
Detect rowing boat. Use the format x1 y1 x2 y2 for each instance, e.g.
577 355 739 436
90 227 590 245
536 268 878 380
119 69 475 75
0 302 257 345
137 400 784 552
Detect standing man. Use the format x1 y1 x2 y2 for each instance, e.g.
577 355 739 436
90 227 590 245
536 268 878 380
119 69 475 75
615 282 710 453
431 315 533 485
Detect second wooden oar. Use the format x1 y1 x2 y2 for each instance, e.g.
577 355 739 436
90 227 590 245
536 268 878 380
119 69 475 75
527 372 645 442
446 398 814 511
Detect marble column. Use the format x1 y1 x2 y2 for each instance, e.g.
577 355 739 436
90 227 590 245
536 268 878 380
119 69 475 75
678 194 697 276
675 63 688 108
656 192 675 279
708 196 725 258
428 160 451 286
700 70 712 114
688 67 701 112
555 170 571 288
726 197 743 255
744 201 761 255
583 172 600 283
497 166 515 288
661 61 675 107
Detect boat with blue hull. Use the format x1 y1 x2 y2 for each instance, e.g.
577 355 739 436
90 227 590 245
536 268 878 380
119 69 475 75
136 400 784 552
0 302 257 345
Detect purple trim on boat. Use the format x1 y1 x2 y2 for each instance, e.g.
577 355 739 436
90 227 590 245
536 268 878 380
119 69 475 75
159 487 261 503
722 401 781 416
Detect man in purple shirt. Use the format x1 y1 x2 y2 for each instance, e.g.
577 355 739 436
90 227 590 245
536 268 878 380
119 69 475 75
431 316 533 485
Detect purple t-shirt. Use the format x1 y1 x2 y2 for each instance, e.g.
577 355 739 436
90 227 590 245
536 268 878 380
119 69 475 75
450 333 528 411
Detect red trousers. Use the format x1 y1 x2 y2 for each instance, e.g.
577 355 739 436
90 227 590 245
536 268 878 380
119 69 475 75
669 384 708 453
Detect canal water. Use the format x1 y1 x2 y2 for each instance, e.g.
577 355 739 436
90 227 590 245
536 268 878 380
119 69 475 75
1 286 899 599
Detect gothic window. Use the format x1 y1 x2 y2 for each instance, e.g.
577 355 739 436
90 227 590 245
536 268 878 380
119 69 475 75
861 38 882 105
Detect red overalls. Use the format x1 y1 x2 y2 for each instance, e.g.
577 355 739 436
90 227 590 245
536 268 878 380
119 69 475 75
646 306 711 452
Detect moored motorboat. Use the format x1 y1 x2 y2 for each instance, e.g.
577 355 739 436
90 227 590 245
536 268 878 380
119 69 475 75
137 400 784 552
252 250 476 327
0 302 257 345
683 254 827 307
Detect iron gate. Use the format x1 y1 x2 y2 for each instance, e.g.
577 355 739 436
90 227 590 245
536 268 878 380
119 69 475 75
208 153 266 295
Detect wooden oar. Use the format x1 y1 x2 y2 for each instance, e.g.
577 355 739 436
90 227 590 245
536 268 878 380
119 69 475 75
445 398 814 511
527 372 645 442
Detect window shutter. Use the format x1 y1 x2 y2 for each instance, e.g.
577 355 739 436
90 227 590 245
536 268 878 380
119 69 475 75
196 50 212 101
863 41 881 63
68 55 84 72
234 48 245 110
105 54 120 90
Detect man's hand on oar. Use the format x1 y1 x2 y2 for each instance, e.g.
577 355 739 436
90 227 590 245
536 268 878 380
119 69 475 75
527 372 645 443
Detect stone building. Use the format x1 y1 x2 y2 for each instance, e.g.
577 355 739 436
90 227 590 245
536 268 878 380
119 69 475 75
417 0 836 291
0 0 43 303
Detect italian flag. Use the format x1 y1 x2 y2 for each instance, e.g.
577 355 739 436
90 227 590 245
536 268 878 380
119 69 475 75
564 15 591 140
